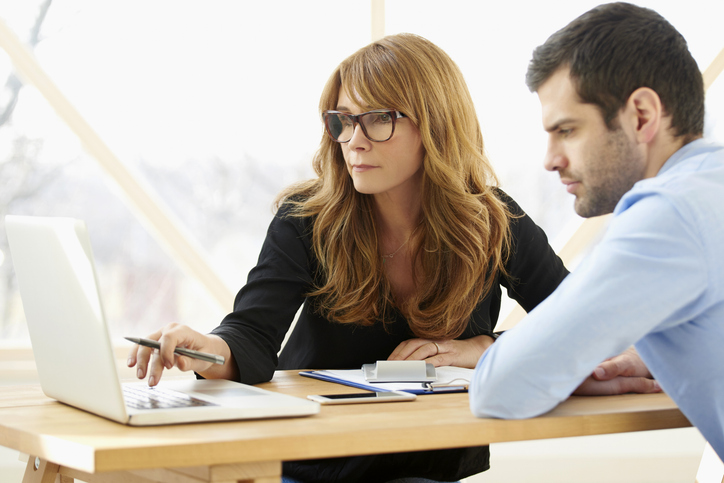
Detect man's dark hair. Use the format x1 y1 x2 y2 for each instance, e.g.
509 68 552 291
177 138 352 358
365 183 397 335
526 2 704 139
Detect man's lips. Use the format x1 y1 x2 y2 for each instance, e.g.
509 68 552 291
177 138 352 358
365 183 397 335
561 179 580 194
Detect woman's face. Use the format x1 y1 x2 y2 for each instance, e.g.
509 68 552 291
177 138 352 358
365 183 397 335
336 88 425 202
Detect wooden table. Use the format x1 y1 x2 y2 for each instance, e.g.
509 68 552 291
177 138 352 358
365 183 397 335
0 371 690 483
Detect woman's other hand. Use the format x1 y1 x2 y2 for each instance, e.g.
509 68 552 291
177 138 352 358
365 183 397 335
388 334 496 368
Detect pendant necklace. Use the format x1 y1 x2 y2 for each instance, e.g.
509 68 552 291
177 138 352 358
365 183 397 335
382 222 423 262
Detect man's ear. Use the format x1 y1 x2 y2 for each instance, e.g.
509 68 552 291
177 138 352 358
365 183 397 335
625 87 663 144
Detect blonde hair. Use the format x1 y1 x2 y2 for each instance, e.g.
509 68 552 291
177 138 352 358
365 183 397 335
277 33 511 339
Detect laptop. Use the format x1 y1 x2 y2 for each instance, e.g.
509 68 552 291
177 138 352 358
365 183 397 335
5 215 319 426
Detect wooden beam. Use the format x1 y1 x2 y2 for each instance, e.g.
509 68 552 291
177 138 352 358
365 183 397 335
371 0 385 42
0 18 234 312
703 47 724 92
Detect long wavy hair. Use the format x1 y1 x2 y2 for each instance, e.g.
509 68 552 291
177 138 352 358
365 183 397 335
276 33 512 340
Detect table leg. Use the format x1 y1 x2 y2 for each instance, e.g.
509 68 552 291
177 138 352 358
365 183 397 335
22 457 62 483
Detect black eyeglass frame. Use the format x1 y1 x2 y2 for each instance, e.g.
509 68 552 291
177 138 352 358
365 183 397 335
322 109 406 143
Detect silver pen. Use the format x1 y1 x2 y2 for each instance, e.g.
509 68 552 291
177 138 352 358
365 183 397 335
125 337 225 365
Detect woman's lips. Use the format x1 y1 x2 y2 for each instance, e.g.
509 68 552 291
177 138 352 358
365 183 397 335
351 164 378 173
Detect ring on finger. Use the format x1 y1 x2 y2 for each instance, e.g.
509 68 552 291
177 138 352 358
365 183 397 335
433 342 440 355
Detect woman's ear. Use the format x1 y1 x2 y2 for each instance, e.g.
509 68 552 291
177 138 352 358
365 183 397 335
625 87 664 144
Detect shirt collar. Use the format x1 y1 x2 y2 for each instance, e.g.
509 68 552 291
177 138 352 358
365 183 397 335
657 138 710 176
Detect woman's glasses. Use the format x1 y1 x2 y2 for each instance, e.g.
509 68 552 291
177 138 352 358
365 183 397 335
323 109 406 143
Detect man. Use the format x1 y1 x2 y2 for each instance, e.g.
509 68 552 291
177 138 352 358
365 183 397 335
469 2 724 460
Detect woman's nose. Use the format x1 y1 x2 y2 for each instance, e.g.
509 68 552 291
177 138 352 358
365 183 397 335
347 123 371 150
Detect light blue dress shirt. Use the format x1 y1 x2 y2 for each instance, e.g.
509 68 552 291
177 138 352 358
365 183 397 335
470 139 724 460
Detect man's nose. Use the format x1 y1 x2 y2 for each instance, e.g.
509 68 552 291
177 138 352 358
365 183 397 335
543 140 567 172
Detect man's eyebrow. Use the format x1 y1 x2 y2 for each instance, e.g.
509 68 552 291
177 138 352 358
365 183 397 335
544 117 577 133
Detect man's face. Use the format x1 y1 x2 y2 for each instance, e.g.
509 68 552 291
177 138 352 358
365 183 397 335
537 68 646 218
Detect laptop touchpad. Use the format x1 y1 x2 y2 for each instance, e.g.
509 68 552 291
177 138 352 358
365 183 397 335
195 386 264 398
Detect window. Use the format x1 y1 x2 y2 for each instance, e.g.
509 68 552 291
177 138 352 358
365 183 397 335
0 1 369 344
1 0 722 351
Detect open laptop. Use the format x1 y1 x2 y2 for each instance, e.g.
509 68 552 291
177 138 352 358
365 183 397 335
5 215 319 426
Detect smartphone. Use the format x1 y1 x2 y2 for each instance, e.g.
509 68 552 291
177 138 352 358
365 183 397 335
307 390 416 405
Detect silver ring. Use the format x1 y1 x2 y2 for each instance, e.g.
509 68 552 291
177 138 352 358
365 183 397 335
433 342 440 355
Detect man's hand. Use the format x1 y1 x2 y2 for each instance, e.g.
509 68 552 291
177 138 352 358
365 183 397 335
574 347 662 396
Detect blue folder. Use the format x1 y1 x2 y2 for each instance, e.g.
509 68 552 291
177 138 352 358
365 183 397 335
299 368 469 395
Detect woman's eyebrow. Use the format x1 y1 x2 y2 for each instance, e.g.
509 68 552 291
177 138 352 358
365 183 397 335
335 105 374 114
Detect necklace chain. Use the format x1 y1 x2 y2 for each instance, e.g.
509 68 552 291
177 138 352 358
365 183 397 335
382 222 423 259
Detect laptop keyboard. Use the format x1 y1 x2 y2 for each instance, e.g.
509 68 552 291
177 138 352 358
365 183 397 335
123 385 217 410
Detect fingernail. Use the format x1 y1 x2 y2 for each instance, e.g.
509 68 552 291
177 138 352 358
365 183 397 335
137 367 144 379
148 375 156 386
594 367 605 378
127 358 133 367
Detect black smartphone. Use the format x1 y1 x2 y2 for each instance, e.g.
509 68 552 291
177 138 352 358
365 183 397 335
307 391 416 405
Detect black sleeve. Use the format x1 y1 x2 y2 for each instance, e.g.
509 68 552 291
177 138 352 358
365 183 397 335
210 203 314 384
499 191 569 312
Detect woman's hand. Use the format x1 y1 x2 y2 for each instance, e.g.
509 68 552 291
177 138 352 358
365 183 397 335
388 334 496 368
126 323 236 386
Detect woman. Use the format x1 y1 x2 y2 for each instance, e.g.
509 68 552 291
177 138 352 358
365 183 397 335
129 33 568 482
